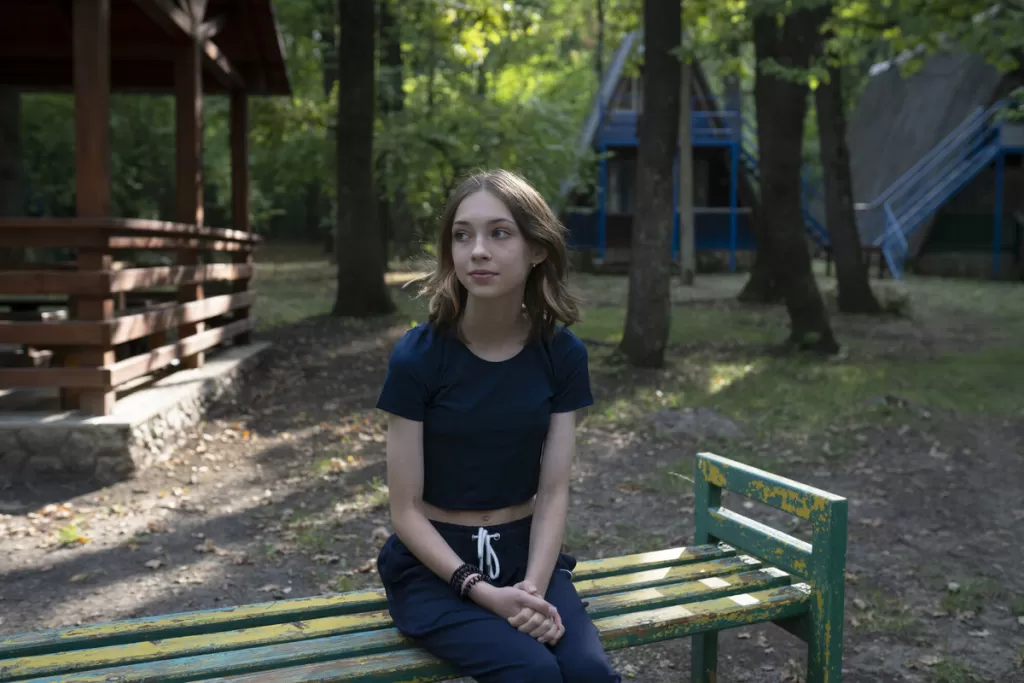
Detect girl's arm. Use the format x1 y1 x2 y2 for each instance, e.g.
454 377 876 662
523 410 578 597
385 415 469 583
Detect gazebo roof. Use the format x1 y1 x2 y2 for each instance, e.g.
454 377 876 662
0 0 290 96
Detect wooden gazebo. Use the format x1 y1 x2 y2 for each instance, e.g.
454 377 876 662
0 0 290 415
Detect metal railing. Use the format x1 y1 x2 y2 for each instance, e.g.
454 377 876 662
875 101 1006 277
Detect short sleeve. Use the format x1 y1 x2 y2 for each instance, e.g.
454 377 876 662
550 328 594 414
376 325 435 421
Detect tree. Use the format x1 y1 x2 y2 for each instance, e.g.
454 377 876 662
332 0 396 317
811 3 881 314
750 6 838 353
618 0 681 367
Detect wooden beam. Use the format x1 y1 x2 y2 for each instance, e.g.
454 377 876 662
132 0 191 37
109 263 254 292
199 15 228 40
0 321 107 347
0 292 256 347
176 34 205 370
0 264 252 296
73 0 110 218
203 39 243 89
231 90 250 235
0 217 260 243
107 317 254 387
0 367 109 390
230 89 253 345
176 38 203 228
110 291 256 345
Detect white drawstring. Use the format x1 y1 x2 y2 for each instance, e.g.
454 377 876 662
472 527 501 580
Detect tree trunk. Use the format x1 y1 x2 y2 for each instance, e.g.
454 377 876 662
678 62 696 286
816 65 881 313
595 0 605 85
0 88 23 267
618 0 680 367
810 7 881 314
333 0 395 317
737 251 782 302
751 10 838 353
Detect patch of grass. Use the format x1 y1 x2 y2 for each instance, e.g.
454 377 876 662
855 589 920 635
577 304 779 347
1011 595 1024 616
942 578 1007 616
930 659 985 683
295 528 331 555
330 575 355 593
651 457 695 496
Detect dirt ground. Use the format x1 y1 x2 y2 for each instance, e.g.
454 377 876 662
2 295 1023 683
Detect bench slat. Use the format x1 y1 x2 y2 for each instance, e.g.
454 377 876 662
0 557 769 681
709 508 813 577
15 568 793 683
0 544 733 661
570 542 735 581
21 571 793 683
572 553 758 597
196 585 811 683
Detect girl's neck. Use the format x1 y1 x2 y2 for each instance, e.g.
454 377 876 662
460 292 529 346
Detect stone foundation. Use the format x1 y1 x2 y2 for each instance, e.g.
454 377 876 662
0 341 270 484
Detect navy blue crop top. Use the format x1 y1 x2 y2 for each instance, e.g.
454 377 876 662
375 321 594 510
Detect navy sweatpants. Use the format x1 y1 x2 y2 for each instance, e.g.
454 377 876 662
376 515 621 683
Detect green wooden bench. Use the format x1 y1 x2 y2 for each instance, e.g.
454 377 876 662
0 453 848 683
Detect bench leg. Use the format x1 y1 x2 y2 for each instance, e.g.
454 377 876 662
806 598 843 682
691 632 718 682
691 463 721 682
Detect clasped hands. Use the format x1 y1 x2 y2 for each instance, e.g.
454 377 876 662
468 576 565 645
507 580 566 645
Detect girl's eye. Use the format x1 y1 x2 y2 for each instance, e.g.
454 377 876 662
493 228 510 238
453 231 469 241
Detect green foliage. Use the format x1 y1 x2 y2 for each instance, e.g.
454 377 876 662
16 0 610 247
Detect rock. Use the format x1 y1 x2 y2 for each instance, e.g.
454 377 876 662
649 407 744 440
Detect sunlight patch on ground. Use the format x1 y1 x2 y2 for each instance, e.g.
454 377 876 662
706 362 758 395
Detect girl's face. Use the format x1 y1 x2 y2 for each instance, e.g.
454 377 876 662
450 190 544 302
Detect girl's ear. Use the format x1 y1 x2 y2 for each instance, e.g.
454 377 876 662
529 243 548 267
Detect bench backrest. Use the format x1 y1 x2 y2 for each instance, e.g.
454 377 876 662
693 452 847 590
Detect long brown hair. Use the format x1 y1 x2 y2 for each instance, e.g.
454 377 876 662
417 169 582 342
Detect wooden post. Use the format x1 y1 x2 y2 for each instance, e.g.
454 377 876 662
68 0 116 415
230 88 253 344
176 35 205 369
678 62 695 285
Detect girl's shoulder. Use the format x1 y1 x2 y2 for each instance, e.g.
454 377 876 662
389 321 446 368
543 323 588 362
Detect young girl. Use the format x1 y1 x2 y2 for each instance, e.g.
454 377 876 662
375 169 621 683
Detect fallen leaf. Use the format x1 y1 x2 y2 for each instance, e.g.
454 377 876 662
919 654 941 666
968 629 989 637
145 559 164 569
736 631 751 639
69 573 89 583
194 538 216 554
853 598 867 610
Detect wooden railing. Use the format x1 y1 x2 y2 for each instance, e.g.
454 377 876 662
0 217 260 415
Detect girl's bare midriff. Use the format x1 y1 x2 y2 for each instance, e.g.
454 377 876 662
421 497 535 527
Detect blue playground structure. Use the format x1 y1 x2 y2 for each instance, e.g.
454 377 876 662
561 34 1024 280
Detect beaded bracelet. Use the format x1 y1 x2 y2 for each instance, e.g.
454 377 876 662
449 563 479 595
460 573 487 598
